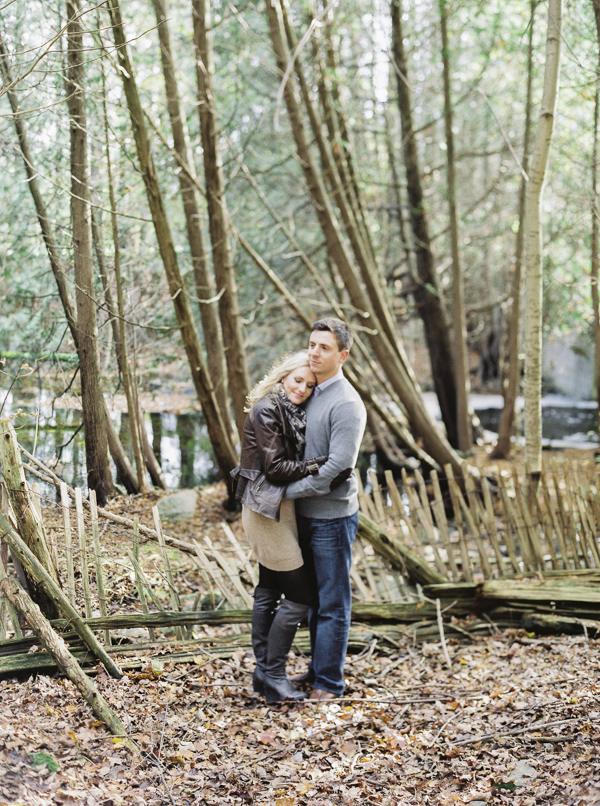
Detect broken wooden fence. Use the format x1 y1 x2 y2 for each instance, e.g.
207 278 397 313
2 424 600 678
357 460 600 584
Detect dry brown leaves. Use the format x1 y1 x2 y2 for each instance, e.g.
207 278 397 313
1 630 599 805
3 484 600 805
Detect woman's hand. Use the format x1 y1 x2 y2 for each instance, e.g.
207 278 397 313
306 455 328 475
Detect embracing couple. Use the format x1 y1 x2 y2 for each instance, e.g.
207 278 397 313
233 317 367 704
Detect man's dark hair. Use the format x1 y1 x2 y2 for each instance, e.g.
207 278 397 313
312 317 353 352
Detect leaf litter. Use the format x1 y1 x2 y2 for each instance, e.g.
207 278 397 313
1 487 600 805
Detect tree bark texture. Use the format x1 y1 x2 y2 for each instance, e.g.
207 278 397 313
152 0 232 421
192 0 250 436
0 420 60 617
106 0 239 481
66 0 114 507
438 0 471 453
492 0 535 460
524 0 562 477
390 0 459 449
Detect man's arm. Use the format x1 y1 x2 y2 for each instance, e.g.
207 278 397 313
285 399 366 499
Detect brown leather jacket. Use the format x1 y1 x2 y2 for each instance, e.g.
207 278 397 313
231 394 326 520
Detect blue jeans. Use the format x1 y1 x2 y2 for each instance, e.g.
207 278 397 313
297 510 359 695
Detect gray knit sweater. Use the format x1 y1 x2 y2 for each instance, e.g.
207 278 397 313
284 375 366 518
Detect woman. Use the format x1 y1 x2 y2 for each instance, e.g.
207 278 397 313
233 352 326 704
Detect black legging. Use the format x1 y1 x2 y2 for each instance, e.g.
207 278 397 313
257 563 315 607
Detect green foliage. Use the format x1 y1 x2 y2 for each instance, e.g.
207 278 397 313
0 0 598 391
29 752 59 773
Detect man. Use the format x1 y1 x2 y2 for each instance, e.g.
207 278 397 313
285 318 367 701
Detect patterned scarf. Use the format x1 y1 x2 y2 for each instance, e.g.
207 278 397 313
274 385 306 457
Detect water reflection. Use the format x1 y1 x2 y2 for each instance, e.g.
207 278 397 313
6 391 598 503
9 404 220 498
150 412 162 466
475 396 599 445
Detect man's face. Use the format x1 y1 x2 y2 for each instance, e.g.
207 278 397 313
308 329 349 381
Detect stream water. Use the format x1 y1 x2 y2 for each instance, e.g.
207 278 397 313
470 393 599 449
3 391 597 501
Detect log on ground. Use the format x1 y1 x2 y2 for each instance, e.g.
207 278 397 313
0 577 135 749
358 512 447 586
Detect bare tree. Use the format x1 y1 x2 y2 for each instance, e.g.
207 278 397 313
105 0 239 480
192 0 250 435
66 0 114 506
152 0 231 419
491 0 536 460
264 0 464 476
524 0 562 482
0 26 141 496
390 0 460 449
438 0 471 453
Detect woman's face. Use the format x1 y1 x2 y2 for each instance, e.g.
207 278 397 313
282 365 317 405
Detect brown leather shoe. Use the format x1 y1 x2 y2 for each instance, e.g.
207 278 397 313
309 688 337 701
290 669 314 684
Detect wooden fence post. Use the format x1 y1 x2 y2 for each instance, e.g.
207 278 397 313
0 512 123 679
0 418 60 617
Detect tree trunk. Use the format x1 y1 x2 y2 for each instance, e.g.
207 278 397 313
0 28 152 494
0 420 60 618
264 0 464 478
152 0 232 421
320 16 376 269
97 70 148 493
92 213 148 492
384 91 415 284
105 0 239 482
289 6 399 356
492 0 536 460
438 0 471 453
390 0 459 449
191 0 250 436
66 0 114 507
523 0 562 480
591 0 600 435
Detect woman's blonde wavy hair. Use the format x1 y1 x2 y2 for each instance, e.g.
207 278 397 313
245 351 313 411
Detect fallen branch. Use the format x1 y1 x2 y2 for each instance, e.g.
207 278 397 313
358 513 447 586
521 613 600 637
0 577 136 750
0 600 490 657
20 447 197 553
480 578 600 605
435 597 452 668
451 716 583 746
0 512 123 679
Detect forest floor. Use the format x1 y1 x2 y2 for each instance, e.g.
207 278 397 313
2 471 600 806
